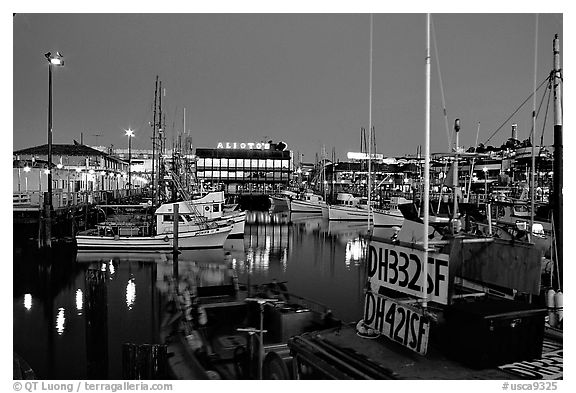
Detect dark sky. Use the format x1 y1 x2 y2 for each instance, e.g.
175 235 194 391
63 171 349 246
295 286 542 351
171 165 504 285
13 13 562 161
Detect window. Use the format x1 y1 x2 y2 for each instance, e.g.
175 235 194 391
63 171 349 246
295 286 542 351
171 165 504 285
281 160 289 168
266 159 274 168
228 158 236 168
212 158 221 167
213 204 220 212
251 159 258 168
197 158 205 168
205 158 213 167
221 158 228 167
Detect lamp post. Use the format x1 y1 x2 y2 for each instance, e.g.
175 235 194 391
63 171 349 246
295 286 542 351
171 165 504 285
125 128 135 196
43 51 64 248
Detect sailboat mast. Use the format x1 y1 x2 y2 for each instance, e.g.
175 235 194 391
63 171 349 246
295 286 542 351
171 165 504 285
152 76 158 205
367 13 373 226
552 33 563 289
422 13 431 309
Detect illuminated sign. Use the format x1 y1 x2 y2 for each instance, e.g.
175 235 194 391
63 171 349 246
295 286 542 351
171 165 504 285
217 142 270 150
363 292 430 355
367 240 450 305
347 152 384 160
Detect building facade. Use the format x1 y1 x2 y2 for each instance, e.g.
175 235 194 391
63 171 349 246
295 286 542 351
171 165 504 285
195 141 292 195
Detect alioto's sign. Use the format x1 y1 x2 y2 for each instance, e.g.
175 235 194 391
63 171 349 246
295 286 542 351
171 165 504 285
363 292 430 355
216 142 270 150
367 240 450 305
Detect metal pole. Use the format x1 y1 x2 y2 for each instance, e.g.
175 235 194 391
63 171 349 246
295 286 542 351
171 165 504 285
128 135 132 197
47 63 53 209
422 14 431 309
552 34 563 289
367 13 373 227
452 119 460 232
172 203 179 279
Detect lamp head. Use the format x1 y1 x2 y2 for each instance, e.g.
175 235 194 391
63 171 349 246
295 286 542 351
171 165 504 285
45 51 64 66
125 128 135 137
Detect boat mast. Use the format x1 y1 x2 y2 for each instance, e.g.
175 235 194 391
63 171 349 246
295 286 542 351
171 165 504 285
530 15 539 241
552 33 563 288
157 80 163 204
422 14 431 309
152 76 158 205
367 13 373 227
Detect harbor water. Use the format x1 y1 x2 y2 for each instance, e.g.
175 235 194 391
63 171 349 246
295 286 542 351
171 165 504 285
12 210 397 379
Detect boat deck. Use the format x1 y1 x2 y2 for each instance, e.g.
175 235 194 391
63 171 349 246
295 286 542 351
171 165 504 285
291 325 562 380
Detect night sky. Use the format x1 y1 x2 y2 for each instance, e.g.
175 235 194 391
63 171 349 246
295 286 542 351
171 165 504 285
12 11 563 163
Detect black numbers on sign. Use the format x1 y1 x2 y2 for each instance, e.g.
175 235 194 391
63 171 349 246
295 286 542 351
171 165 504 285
393 307 406 343
407 254 422 291
397 252 410 287
388 250 398 285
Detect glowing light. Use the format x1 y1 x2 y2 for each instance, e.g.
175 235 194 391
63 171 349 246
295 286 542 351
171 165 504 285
23 166 31 173
76 168 82 173
44 169 50 175
126 278 136 310
125 128 135 137
100 262 107 272
89 169 95 175
345 238 365 268
76 289 83 312
55 308 66 335
24 294 32 310
56 163 63 169
108 260 115 276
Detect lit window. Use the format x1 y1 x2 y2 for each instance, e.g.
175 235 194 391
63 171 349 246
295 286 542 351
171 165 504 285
205 158 212 167
221 158 228 167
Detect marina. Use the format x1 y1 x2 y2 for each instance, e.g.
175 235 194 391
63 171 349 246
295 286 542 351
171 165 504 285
13 12 563 381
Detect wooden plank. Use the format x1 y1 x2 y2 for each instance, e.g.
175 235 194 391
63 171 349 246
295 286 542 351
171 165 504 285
449 238 542 295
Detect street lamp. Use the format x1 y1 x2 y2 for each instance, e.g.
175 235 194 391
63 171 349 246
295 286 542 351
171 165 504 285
125 128 135 196
44 51 64 210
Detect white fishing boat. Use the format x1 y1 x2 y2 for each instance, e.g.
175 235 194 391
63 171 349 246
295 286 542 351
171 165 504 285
269 190 297 211
289 191 327 214
372 196 412 226
75 203 233 250
188 191 246 238
327 193 371 221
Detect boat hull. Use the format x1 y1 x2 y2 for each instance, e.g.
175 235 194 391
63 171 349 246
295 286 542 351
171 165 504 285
289 199 325 214
373 209 404 226
76 225 232 250
221 211 246 238
328 205 371 221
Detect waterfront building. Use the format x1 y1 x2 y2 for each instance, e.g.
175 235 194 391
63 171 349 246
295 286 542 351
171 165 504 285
195 141 293 195
13 143 146 207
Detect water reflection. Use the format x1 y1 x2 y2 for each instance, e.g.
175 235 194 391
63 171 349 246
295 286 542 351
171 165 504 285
24 293 32 311
55 308 65 335
75 289 83 314
125 278 136 310
14 210 372 379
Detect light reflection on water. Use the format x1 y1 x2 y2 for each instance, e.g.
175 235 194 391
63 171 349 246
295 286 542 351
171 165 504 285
13 210 376 379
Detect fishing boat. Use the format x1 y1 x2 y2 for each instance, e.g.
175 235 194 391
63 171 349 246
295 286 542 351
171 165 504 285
327 193 371 221
284 16 561 380
289 190 327 215
269 190 297 211
75 202 233 250
187 191 246 238
373 196 412 226
159 260 340 380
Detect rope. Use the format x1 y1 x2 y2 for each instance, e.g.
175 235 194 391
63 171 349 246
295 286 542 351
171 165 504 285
539 78 552 146
431 18 452 150
484 76 550 145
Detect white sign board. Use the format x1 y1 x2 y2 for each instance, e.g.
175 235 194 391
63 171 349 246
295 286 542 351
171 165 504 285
367 240 450 305
363 292 430 355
